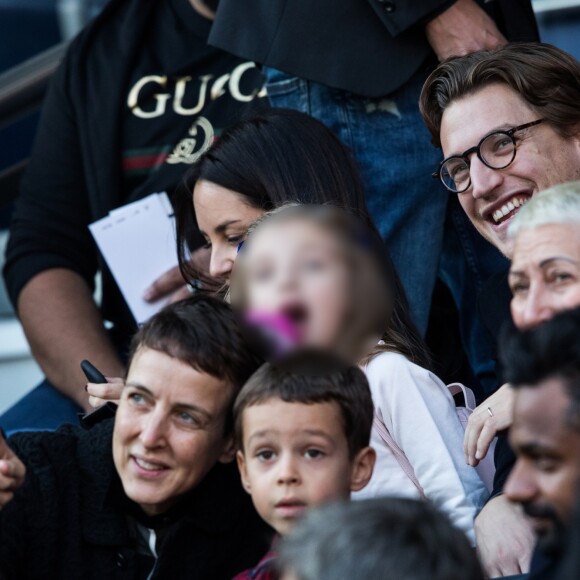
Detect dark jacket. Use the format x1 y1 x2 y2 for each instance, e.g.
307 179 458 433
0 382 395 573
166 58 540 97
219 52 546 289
0 419 272 579
4 0 264 345
478 269 517 500
209 0 538 97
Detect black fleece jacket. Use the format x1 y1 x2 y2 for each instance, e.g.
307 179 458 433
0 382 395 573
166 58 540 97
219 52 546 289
0 419 271 579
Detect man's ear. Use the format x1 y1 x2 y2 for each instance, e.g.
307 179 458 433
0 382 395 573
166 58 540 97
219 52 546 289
236 449 252 495
218 436 237 464
350 446 376 492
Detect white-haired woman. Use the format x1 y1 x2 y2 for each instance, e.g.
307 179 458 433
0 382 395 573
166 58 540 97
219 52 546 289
465 181 580 471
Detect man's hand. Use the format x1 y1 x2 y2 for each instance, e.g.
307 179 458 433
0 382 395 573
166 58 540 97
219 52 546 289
18 269 126 412
464 383 515 466
475 495 534 577
425 0 507 62
87 377 124 409
143 246 212 304
0 431 25 508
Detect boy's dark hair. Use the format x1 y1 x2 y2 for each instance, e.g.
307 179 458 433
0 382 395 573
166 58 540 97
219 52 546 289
420 43 580 147
234 349 374 458
129 295 263 434
500 307 580 431
278 498 484 580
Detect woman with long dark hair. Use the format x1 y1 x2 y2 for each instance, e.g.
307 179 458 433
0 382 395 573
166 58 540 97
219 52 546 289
174 108 430 370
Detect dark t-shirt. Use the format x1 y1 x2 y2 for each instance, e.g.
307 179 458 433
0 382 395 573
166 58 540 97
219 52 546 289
478 269 518 498
121 0 265 198
4 0 265 345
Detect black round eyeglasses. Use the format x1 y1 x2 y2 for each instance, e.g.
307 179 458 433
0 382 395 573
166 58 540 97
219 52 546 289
433 119 544 194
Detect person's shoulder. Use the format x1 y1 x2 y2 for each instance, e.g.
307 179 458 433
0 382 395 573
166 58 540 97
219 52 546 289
364 351 445 392
197 461 252 508
63 0 158 66
365 350 428 376
232 550 278 580
9 423 80 456
6 423 87 481
199 461 272 528
77 0 149 39
8 417 114 470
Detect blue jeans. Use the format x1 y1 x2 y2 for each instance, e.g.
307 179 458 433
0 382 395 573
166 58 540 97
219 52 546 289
265 68 507 393
0 378 83 436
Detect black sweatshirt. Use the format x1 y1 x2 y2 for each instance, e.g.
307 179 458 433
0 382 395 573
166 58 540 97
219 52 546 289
0 419 272 579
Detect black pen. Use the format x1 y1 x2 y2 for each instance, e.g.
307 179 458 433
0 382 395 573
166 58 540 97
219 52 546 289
81 359 107 384
79 360 117 429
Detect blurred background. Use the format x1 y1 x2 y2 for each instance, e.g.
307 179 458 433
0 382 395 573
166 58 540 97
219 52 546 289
0 0 578 414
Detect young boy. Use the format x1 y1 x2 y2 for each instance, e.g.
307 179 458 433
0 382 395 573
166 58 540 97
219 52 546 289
232 350 377 579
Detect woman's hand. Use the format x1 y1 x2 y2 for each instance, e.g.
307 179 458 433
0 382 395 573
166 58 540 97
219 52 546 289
0 431 25 508
142 264 191 305
464 383 515 466
87 377 124 409
142 247 212 305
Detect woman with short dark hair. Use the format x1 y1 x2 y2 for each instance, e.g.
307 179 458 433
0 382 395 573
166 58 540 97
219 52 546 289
0 296 271 579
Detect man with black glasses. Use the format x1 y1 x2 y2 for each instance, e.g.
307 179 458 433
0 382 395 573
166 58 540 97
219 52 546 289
421 43 580 259
420 42 580 577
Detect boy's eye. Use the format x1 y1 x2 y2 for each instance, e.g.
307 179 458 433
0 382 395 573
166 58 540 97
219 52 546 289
256 449 276 462
304 448 325 459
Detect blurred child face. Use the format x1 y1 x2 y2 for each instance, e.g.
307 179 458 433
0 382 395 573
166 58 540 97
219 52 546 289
113 347 234 516
194 180 265 281
241 220 351 349
237 399 374 535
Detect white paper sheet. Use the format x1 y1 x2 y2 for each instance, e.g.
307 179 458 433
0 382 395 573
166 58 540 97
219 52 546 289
89 192 178 324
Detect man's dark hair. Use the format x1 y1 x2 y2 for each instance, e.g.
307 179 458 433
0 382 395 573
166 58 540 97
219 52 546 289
234 349 373 458
129 295 263 434
420 43 580 147
500 307 580 431
278 498 484 580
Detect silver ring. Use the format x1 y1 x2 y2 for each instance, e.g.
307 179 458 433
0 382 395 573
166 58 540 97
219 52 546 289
487 407 493 417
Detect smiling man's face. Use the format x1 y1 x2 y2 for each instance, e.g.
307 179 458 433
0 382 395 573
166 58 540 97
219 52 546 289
440 83 580 257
